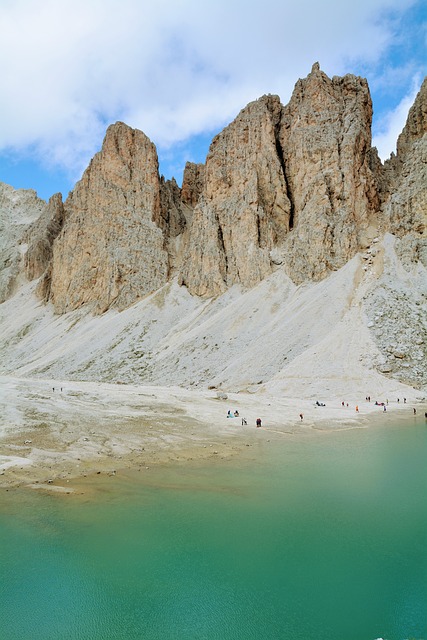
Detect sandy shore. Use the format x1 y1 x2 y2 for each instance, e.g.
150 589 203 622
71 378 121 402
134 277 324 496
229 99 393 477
1 375 425 493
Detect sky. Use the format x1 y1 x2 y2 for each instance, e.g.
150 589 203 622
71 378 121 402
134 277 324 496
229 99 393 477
0 0 425 201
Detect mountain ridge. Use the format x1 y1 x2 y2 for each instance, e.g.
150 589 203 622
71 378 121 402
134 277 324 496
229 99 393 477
0 64 425 393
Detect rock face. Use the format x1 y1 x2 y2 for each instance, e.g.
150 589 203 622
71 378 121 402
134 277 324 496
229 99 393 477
24 193 65 281
179 94 291 296
180 63 382 296
181 162 205 208
1 64 425 317
0 64 426 391
0 183 45 302
157 176 191 274
382 77 426 243
395 77 427 161
360 79 427 389
49 122 169 313
278 63 380 283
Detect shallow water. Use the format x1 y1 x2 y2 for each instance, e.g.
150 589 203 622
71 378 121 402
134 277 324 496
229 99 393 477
1 419 426 640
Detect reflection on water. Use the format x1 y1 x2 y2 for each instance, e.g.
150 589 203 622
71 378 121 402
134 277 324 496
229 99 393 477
1 420 426 640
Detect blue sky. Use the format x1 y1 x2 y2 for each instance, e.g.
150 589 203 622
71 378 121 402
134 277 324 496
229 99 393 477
0 0 425 202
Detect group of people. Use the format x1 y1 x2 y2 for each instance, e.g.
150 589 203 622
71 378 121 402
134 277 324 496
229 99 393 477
225 393 424 431
227 409 249 425
350 396 420 415
226 412 309 426
226 410 259 426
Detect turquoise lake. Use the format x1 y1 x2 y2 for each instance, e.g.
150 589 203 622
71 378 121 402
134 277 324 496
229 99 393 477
1 418 426 639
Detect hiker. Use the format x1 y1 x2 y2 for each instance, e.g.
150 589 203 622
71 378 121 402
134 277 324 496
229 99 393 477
256 418 262 428
227 410 232 418
234 410 239 417
241 417 247 425
413 408 416 415
299 413 303 421
356 405 359 413
383 405 386 412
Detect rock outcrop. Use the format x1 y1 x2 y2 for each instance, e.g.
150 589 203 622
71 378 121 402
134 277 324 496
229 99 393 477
49 122 169 314
360 80 427 389
0 183 45 302
179 63 383 296
278 63 380 283
181 162 205 208
382 77 426 243
395 77 427 161
24 193 65 281
0 64 426 391
179 94 291 297
157 176 191 274
1 65 425 318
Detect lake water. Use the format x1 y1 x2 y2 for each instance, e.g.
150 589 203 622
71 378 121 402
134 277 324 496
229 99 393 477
1 418 426 640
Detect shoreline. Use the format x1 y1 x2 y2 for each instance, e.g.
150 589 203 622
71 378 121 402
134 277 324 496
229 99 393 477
1 375 425 494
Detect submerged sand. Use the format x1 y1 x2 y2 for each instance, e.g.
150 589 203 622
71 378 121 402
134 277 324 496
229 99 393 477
1 375 425 494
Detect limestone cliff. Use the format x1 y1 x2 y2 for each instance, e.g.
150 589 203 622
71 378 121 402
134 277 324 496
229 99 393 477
396 77 427 161
181 162 205 208
362 79 427 388
25 66 425 308
382 78 426 244
0 183 45 303
1 64 425 319
179 64 383 296
49 122 169 314
0 64 426 392
24 193 65 281
157 176 191 274
179 94 291 296
278 63 380 283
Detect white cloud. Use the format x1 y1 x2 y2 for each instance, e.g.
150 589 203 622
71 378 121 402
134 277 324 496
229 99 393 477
372 77 421 160
0 0 422 179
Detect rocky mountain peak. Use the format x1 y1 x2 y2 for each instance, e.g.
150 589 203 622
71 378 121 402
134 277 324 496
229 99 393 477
278 64 379 283
179 92 291 297
396 77 427 160
1 64 425 318
48 121 168 314
381 77 426 243
0 65 426 392
0 183 46 302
